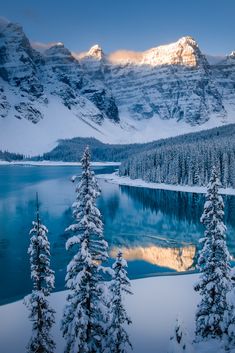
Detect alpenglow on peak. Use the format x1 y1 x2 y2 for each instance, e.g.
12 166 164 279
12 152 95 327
87 44 104 60
108 36 205 67
141 35 205 67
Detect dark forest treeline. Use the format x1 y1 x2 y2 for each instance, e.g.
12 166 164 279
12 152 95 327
119 124 235 188
0 150 24 161
39 137 156 162
1 124 235 189
38 124 235 170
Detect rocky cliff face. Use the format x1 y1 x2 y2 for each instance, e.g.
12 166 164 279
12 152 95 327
0 22 45 122
100 36 226 124
0 20 235 147
0 21 119 126
211 52 235 110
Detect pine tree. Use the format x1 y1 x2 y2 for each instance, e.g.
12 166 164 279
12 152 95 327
61 146 109 353
106 251 132 353
24 193 55 353
225 267 235 350
168 315 193 353
194 166 231 341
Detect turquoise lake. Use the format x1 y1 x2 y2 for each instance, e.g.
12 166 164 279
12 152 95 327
0 165 235 304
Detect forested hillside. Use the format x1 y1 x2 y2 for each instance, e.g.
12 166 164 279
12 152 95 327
40 125 235 174
40 137 156 162
2 124 234 189
119 124 235 188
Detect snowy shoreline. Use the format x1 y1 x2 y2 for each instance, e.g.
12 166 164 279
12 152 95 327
1 161 234 196
97 172 235 196
0 160 121 167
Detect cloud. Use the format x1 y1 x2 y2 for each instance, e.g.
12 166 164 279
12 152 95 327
108 49 143 64
31 41 61 52
72 51 88 60
73 47 144 64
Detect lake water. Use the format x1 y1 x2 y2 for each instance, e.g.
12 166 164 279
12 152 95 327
0 165 235 304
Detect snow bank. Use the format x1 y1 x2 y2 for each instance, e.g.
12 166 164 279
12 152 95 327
0 273 230 353
0 274 199 353
97 173 235 196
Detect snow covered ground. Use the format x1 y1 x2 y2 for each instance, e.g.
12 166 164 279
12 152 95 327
0 274 199 353
0 97 135 156
97 173 235 196
0 93 234 156
0 160 120 166
0 273 229 353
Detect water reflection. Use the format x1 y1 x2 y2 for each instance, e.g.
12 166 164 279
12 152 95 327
120 186 203 223
110 244 196 272
0 165 234 304
118 185 235 254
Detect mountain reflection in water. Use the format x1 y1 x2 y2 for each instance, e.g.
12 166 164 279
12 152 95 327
110 244 196 272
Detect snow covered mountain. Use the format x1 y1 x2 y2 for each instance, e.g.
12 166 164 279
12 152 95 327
0 19 235 154
105 36 226 124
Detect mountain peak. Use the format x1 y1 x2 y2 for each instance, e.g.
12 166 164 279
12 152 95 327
142 35 205 67
0 16 10 30
0 20 37 65
109 36 205 67
44 42 73 58
87 44 104 60
0 20 25 39
52 41 65 48
177 36 197 47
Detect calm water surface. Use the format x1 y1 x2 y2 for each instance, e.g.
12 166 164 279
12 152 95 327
0 165 235 304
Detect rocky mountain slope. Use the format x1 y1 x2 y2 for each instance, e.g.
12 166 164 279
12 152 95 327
104 37 226 124
0 20 118 125
0 19 234 154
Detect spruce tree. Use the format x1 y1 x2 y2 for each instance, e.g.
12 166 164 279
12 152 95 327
24 193 55 353
194 166 231 341
106 251 132 353
61 146 109 353
225 267 235 350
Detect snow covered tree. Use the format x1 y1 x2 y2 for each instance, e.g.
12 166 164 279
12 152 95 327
105 251 132 353
61 146 109 353
24 193 55 353
168 315 193 353
119 124 235 189
194 166 231 341
225 267 235 350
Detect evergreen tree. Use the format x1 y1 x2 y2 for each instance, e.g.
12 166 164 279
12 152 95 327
61 146 109 353
24 193 55 353
106 251 132 353
194 166 231 341
226 267 235 350
168 315 193 353
119 124 235 189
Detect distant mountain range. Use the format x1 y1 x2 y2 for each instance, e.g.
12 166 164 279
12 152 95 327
0 18 235 154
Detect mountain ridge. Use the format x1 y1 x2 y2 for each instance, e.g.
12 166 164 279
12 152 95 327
0 20 235 154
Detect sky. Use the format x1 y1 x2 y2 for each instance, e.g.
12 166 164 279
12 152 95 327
1 0 235 55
